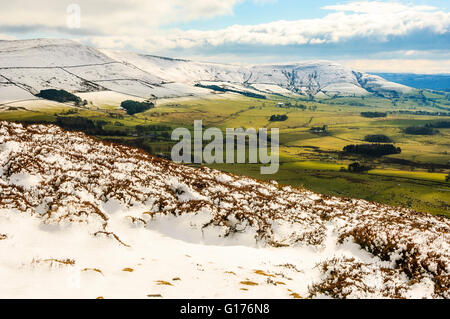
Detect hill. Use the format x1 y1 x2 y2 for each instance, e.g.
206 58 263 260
0 39 414 104
0 121 448 298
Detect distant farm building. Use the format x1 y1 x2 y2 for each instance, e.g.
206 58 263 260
309 125 328 133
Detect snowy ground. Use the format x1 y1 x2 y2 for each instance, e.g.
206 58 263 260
0 122 448 299
0 209 377 299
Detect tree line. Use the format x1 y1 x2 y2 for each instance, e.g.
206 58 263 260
360 112 387 118
121 100 155 115
269 114 288 122
343 144 401 157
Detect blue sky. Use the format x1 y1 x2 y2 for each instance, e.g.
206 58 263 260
1 0 449 73
171 0 450 30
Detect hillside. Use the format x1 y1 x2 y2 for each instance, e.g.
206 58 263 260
0 39 414 104
0 121 448 299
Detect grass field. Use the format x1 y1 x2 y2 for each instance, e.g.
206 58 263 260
1 91 449 216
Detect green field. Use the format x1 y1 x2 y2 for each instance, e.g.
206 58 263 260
1 91 449 216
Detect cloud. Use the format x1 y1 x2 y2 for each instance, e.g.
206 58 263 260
322 1 437 14
0 0 449 70
173 2 449 47
79 0 450 54
340 59 450 74
0 0 242 36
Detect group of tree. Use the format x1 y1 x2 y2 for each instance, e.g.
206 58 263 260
121 100 155 115
75 99 88 107
36 89 84 104
269 114 288 122
403 126 439 135
55 116 128 136
194 84 266 99
56 116 106 135
389 110 450 117
426 121 450 129
347 162 372 173
364 134 392 143
135 124 172 140
360 112 387 118
403 120 450 135
343 143 401 157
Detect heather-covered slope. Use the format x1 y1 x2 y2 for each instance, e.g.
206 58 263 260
0 121 448 299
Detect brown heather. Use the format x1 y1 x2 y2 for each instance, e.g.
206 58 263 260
0 121 449 298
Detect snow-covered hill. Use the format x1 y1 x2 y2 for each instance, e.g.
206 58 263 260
0 39 413 104
0 121 448 299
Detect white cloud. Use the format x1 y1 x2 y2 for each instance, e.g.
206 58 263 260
81 1 450 53
0 0 449 64
322 1 437 14
0 0 241 36
341 59 450 74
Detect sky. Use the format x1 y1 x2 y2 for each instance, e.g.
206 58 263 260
0 0 449 73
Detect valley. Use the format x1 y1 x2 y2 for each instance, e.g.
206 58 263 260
1 93 449 216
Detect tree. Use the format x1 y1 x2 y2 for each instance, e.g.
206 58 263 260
36 89 81 104
121 100 155 115
364 135 392 143
361 112 387 118
343 144 401 157
404 126 438 135
348 162 371 173
269 114 288 122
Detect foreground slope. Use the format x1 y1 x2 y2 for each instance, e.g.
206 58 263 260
0 121 448 299
0 39 412 104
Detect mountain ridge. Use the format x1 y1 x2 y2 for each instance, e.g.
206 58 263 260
0 38 414 103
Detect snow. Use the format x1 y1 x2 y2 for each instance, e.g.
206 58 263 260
0 121 448 299
77 91 145 107
0 39 412 102
249 83 299 96
65 63 162 83
0 39 415 104
357 73 413 94
0 84 36 103
322 83 370 96
0 39 113 68
101 50 251 84
1 99 68 111
8 172 41 190
0 68 99 94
